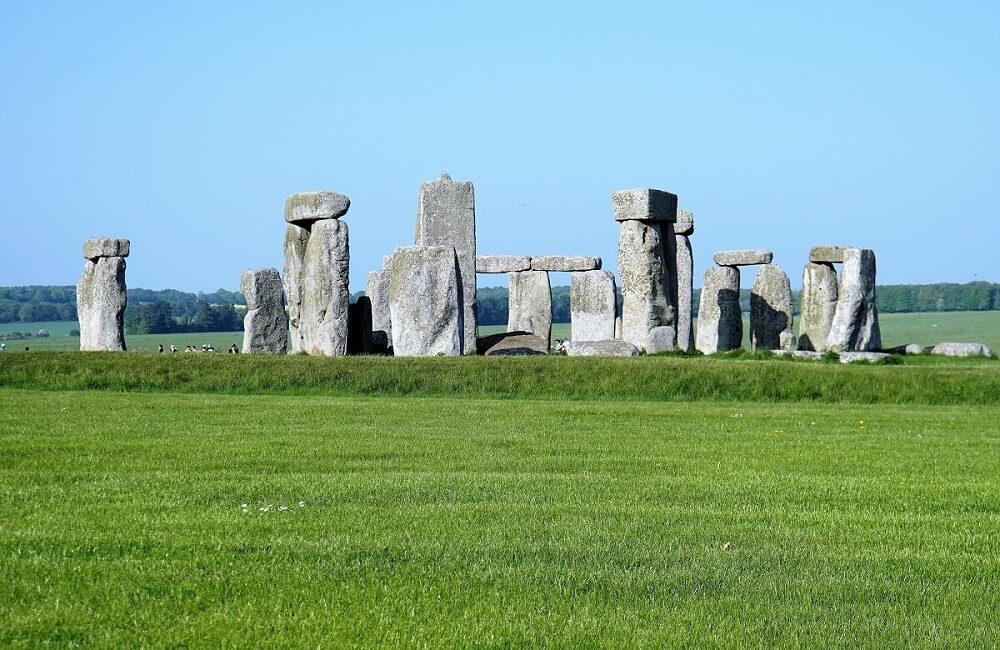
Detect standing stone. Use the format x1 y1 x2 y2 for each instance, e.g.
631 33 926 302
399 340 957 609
695 266 742 354
618 219 674 351
570 270 616 342
77 241 128 351
750 264 794 351
415 173 477 355
798 262 839 351
674 232 694 351
283 223 310 353
241 268 287 354
507 270 552 346
387 246 462 356
300 219 350 356
827 248 881 352
364 270 392 354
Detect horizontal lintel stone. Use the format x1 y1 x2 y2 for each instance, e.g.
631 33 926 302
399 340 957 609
83 237 130 259
476 255 531 273
530 255 601 272
612 188 678 222
809 245 851 263
675 209 695 236
284 191 350 223
713 248 773 266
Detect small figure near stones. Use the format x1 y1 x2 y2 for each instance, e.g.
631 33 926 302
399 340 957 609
158 344 164 353
229 344 239 354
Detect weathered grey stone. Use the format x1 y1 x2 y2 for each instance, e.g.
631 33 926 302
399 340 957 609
283 224 310 353
387 246 461 356
300 219 350 356
674 234 694 351
614 316 622 340
612 189 678 222
930 342 993 357
713 249 773 266
476 255 531 273
530 256 601 272
798 262 839 352
884 343 925 355
364 270 392 354
83 238 130 259
570 270 616 342
567 339 640 357
827 248 881 352
508 270 552 345
284 191 350 224
240 268 287 354
77 256 127 351
772 349 825 360
382 255 392 267
415 173 477 355
477 331 548 356
674 210 694 236
809 245 850 264
840 351 888 363
750 264 794 352
618 219 673 351
646 325 677 353
695 266 742 354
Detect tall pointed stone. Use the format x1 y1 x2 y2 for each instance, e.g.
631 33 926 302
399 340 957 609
415 173 477 354
241 268 287 354
750 263 794 351
827 248 881 352
507 270 552 346
570 270 617 342
798 262 838 351
77 240 128 351
387 246 462 356
674 230 694 351
695 266 741 354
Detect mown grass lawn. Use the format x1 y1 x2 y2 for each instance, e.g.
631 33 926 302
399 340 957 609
1 388 997 646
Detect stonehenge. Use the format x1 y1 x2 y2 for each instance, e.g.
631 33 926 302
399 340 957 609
387 246 462 356
283 192 351 356
570 270 617 342
241 268 287 354
77 238 129 351
507 270 552 344
750 264 794 352
826 248 881 352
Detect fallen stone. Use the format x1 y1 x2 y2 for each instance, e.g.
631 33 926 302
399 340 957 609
77 256 127 351
713 249 773 266
387 246 462 356
695 266 742 354
530 256 601 272
567 339 640 357
283 223 310 353
827 248 881 352
612 188 678 222
284 191 350 223
618 219 673 351
508 270 552 344
772 350 825 360
83 238 130 259
300 219 350 356
674 209 694 236
930 342 993 357
674 234 694 351
415 173 477 355
477 331 548 356
570 270 616 342
809 245 850 264
750 264 794 352
885 343 925 355
364 270 392 354
797 262 838 351
840 351 889 363
476 255 531 273
240 268 287 354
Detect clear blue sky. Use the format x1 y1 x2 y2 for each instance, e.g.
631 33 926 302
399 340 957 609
1 1 997 292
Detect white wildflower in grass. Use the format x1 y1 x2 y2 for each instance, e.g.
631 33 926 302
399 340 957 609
298 501 305 508
278 505 288 511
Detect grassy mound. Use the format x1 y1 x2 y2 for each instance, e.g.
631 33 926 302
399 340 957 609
1 351 996 404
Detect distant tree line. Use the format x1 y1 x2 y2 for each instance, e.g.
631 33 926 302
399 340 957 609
2 282 998 329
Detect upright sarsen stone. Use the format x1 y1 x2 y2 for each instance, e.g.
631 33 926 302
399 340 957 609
241 268 287 354
78 254 127 351
695 266 741 354
283 223 310 353
364 269 392 354
508 270 552 345
827 248 881 352
415 173 477 355
798 262 838 351
388 246 462 356
570 270 616 342
750 263 794 351
674 232 694 351
618 219 674 351
300 219 350 356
